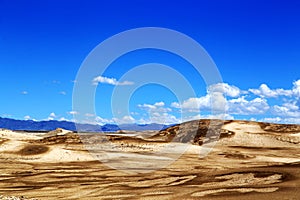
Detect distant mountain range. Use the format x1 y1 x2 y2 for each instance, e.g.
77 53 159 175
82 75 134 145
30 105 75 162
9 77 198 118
0 117 173 132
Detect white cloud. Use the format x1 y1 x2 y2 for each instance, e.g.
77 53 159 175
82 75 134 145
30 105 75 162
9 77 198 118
171 93 227 113
136 118 149 124
272 101 300 118
92 76 134 86
24 115 31 120
171 83 239 113
228 96 269 115
73 115 113 125
204 113 234 120
1 114 12 118
249 83 292 98
154 101 165 107
208 83 242 97
262 117 300 124
283 118 300 124
47 112 57 120
182 114 201 121
85 113 95 117
68 111 79 115
59 91 67 95
137 113 181 125
210 92 228 112
138 104 156 110
136 101 180 124
34 80 300 125
183 113 234 122
249 117 257 122
59 117 68 121
248 80 300 99
138 102 172 113
172 93 269 116
135 80 300 124
113 115 136 124
292 79 300 98
171 96 210 112
21 91 28 95
151 112 181 124
24 115 37 121
130 112 139 116
170 102 180 109
95 116 114 125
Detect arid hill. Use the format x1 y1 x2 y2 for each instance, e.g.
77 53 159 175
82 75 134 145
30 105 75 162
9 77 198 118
0 120 300 199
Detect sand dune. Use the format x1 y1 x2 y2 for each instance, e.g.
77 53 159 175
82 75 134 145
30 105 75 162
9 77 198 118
0 120 300 199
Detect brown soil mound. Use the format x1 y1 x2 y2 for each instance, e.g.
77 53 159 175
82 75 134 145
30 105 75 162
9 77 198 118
0 138 9 145
33 133 81 145
150 119 234 145
259 122 300 133
17 145 49 156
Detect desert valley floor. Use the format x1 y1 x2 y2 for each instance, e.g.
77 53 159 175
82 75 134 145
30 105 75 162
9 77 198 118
0 120 300 200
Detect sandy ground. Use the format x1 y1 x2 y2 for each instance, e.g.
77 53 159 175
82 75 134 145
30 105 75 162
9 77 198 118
0 120 300 199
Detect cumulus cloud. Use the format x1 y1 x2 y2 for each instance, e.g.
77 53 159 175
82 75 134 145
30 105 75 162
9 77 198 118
85 113 95 117
95 116 114 125
248 80 300 99
249 83 292 98
73 115 113 125
171 96 210 112
137 113 181 125
92 76 134 86
172 95 269 116
24 115 31 120
292 80 300 98
59 117 68 121
35 80 300 125
171 83 242 113
171 93 227 113
47 112 57 120
183 113 234 122
208 83 243 97
228 96 270 115
272 102 300 118
154 101 165 107
151 112 180 124
113 115 136 124
1 114 12 118
137 101 180 124
24 115 37 121
138 101 172 113
68 111 79 115
262 117 300 125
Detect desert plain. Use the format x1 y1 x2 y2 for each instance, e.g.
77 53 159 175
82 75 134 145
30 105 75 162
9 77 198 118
0 119 300 199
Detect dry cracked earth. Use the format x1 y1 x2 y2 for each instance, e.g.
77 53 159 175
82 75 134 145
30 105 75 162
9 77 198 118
0 120 300 199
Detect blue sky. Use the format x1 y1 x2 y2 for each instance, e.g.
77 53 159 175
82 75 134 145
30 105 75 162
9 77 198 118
0 0 300 124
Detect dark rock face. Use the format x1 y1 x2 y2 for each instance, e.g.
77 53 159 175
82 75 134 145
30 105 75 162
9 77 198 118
34 133 82 145
151 119 235 145
259 122 300 133
18 145 49 155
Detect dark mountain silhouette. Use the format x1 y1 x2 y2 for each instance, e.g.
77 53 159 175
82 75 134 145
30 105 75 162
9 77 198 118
0 117 172 132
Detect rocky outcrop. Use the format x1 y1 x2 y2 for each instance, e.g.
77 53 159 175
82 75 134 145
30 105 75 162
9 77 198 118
150 119 235 145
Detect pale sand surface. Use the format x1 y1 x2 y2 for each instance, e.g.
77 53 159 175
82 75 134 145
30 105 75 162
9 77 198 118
0 120 300 199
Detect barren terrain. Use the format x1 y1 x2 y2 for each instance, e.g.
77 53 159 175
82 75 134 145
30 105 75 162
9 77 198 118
0 120 300 199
